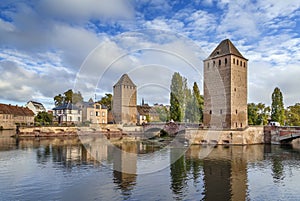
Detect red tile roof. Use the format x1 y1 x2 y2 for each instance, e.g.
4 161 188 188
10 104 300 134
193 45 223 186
0 103 34 116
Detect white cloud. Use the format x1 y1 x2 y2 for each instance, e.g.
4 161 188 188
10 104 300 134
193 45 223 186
38 0 134 21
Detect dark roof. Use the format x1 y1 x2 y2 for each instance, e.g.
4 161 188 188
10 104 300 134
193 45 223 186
53 103 80 110
137 105 151 115
27 100 45 110
206 39 247 60
0 103 34 116
114 74 136 87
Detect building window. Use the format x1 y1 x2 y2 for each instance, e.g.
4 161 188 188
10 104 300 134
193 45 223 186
96 105 100 109
234 88 236 92
102 119 105 123
237 59 239 65
78 117 80 122
209 110 212 114
90 111 93 116
241 123 243 127
207 62 209 68
219 59 221 66
233 58 235 64
244 62 246 67
96 111 99 116
102 112 105 117
240 60 242 66
70 116 72 121
236 122 238 128
220 109 222 114
225 58 227 65
236 110 238 114
213 61 215 67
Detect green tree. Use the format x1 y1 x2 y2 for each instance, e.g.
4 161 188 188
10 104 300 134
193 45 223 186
155 106 169 122
170 92 181 122
192 82 203 122
98 93 112 111
35 111 53 125
53 89 83 106
248 103 270 125
285 103 300 126
257 103 270 125
54 94 64 106
248 103 259 125
170 72 188 122
271 87 285 125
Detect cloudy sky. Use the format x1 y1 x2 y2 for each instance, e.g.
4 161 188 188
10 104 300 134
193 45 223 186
0 0 299 109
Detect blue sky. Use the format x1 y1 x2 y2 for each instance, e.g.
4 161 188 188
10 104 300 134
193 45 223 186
0 0 300 109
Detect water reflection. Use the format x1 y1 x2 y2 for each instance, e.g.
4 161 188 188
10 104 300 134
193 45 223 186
1 130 300 200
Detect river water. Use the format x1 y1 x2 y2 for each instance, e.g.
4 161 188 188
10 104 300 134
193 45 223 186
1 130 300 201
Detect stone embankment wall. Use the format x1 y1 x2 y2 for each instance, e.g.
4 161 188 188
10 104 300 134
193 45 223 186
16 125 143 138
186 126 264 145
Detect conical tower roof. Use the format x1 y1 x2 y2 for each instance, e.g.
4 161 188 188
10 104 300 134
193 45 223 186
114 74 136 87
206 39 247 60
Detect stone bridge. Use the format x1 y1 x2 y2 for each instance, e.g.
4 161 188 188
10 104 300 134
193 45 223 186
264 126 300 144
143 122 199 135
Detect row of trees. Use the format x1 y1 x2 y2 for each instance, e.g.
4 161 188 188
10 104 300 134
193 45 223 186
170 72 203 123
248 87 300 126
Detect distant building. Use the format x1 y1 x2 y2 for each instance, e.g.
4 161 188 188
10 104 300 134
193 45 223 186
137 104 151 124
52 103 82 124
25 100 46 115
78 100 108 124
203 39 248 129
0 103 34 129
112 74 137 124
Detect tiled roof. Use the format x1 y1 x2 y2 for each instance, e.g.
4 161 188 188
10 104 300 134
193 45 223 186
114 74 136 87
0 103 34 116
206 39 247 60
53 103 80 110
137 105 151 115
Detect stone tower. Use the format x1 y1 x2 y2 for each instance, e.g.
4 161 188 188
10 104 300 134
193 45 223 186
112 74 137 124
203 39 248 129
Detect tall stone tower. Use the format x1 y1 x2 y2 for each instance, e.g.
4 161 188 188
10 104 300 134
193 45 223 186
203 39 248 129
112 74 137 124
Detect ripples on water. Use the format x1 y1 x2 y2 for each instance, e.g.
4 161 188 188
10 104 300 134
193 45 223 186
1 130 300 200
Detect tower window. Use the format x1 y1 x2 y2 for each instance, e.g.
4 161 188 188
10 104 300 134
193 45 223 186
219 59 221 66
236 110 238 114
237 59 239 65
225 58 227 65
244 62 246 67
240 61 242 66
220 109 222 114
233 58 235 64
209 110 212 114
207 62 210 69
213 61 215 67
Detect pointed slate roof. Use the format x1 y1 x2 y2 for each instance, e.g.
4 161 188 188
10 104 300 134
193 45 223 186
114 74 136 87
206 39 247 60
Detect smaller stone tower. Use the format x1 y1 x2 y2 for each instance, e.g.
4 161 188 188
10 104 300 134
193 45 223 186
203 39 248 129
112 74 137 124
